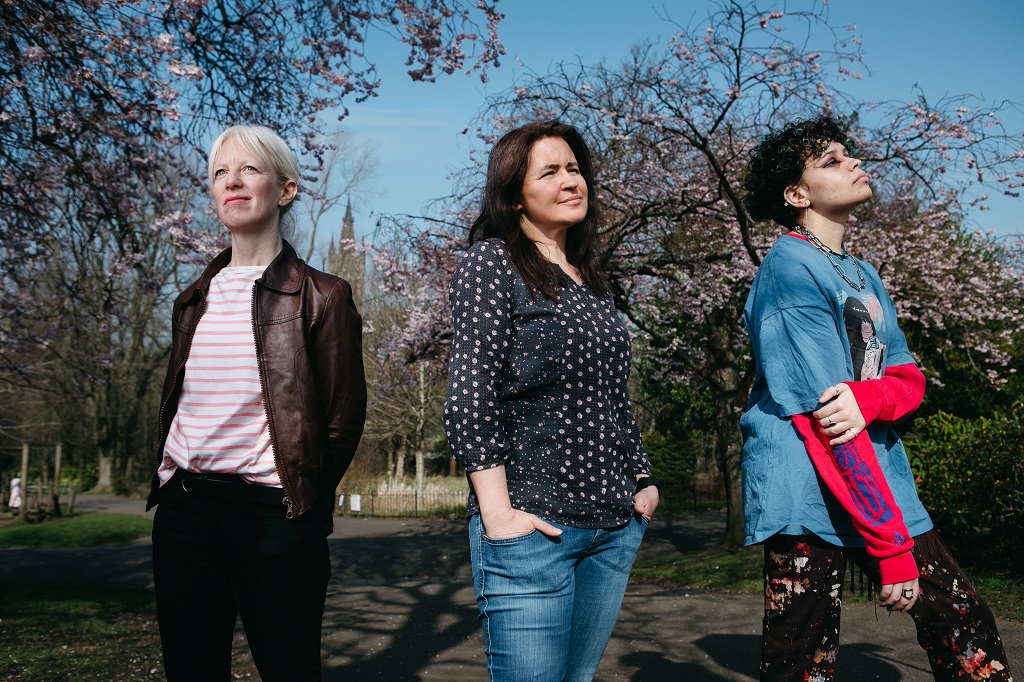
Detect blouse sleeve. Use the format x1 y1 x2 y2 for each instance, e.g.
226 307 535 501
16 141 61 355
443 241 516 472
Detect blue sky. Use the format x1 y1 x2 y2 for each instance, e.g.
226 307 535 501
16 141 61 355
335 0 1024 242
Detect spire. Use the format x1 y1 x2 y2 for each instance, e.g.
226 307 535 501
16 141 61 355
342 198 355 242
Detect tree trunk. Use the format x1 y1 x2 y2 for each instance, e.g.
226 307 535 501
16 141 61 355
394 440 407 480
415 449 426 510
713 399 745 547
704 304 753 548
51 443 63 516
94 446 113 493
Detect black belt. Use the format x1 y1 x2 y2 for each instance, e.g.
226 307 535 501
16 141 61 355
173 470 286 507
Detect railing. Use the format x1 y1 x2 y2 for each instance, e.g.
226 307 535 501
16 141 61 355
335 479 726 519
658 480 727 512
335 490 469 518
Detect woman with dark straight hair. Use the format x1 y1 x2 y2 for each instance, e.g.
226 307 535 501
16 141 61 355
741 114 1013 681
444 120 659 681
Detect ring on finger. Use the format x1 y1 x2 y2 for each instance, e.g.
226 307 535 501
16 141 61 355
833 385 840 400
827 417 836 427
902 588 914 600
847 427 857 437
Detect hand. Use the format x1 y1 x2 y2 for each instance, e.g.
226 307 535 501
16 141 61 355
879 577 920 612
480 506 562 540
813 383 867 446
633 485 660 521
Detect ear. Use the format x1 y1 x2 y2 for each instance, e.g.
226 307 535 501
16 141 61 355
783 183 810 210
278 179 298 207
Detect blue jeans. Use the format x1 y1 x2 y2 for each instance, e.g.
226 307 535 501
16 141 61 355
469 513 648 682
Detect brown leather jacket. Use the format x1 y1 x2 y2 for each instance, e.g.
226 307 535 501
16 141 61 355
146 241 366 524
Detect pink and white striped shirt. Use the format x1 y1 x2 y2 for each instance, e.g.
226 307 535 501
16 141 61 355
158 267 281 487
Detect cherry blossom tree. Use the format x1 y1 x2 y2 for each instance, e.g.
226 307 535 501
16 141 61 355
360 219 461 495
419 0 1023 545
0 0 504 486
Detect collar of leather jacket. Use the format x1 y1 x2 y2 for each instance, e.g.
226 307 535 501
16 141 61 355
178 239 307 303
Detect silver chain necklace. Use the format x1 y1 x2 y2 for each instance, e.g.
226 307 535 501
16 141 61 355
795 226 866 291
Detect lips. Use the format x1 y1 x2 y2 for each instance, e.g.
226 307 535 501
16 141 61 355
560 195 583 205
224 196 249 205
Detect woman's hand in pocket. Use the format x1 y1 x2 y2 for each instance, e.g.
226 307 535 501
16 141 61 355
481 506 562 540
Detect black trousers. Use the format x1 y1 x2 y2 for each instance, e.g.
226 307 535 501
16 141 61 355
761 530 1013 681
152 476 331 682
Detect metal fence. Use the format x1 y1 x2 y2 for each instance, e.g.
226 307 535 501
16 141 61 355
335 479 725 519
658 479 727 512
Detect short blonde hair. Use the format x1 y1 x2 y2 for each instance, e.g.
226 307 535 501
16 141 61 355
207 125 300 215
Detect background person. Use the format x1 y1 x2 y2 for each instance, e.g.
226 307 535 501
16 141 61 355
146 125 366 682
444 120 660 682
740 114 1012 681
8 476 21 513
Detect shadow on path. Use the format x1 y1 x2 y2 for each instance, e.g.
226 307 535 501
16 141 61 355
2 507 1019 681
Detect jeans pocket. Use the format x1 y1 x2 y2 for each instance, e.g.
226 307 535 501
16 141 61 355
482 529 540 546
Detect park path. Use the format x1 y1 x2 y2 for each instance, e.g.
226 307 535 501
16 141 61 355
2 494 1021 680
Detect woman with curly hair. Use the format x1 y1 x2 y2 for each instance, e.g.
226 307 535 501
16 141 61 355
740 114 1013 681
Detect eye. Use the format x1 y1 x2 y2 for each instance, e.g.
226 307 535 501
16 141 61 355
214 168 226 177
243 165 258 173
823 158 838 168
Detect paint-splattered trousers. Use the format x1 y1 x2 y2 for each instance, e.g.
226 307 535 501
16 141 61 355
761 531 1013 682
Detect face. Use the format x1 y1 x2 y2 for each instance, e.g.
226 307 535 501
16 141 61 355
211 137 296 236
517 136 588 236
787 142 871 216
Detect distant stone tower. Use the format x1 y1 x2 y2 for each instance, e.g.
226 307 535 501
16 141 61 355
327 199 366 310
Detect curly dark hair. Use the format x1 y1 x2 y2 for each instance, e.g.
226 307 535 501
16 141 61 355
743 115 853 227
468 120 609 299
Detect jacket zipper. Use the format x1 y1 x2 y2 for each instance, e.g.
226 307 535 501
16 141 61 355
251 279 295 519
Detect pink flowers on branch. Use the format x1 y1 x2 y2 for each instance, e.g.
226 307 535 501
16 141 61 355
0 1 504 464
0 0 504 358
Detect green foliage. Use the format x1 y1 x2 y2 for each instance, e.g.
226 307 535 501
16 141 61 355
0 513 153 549
904 403 1024 542
643 430 696 484
1 464 98 492
637 377 717 484
0 584 161 681
66 464 100 492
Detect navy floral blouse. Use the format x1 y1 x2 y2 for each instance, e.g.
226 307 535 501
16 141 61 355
443 239 650 528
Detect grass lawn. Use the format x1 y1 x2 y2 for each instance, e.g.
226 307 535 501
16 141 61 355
0 513 152 549
0 512 160 679
0 585 163 681
631 541 1024 621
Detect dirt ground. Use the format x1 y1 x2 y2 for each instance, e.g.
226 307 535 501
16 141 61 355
2 495 1021 680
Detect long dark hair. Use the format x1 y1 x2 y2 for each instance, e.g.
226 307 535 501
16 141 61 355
468 120 609 299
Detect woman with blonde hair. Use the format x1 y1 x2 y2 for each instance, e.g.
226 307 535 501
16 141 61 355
148 125 366 681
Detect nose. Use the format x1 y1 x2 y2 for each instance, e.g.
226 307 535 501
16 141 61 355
223 169 243 188
560 169 580 188
848 155 862 170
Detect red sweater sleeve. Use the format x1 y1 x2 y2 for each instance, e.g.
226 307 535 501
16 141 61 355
792 413 918 584
846 363 925 426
